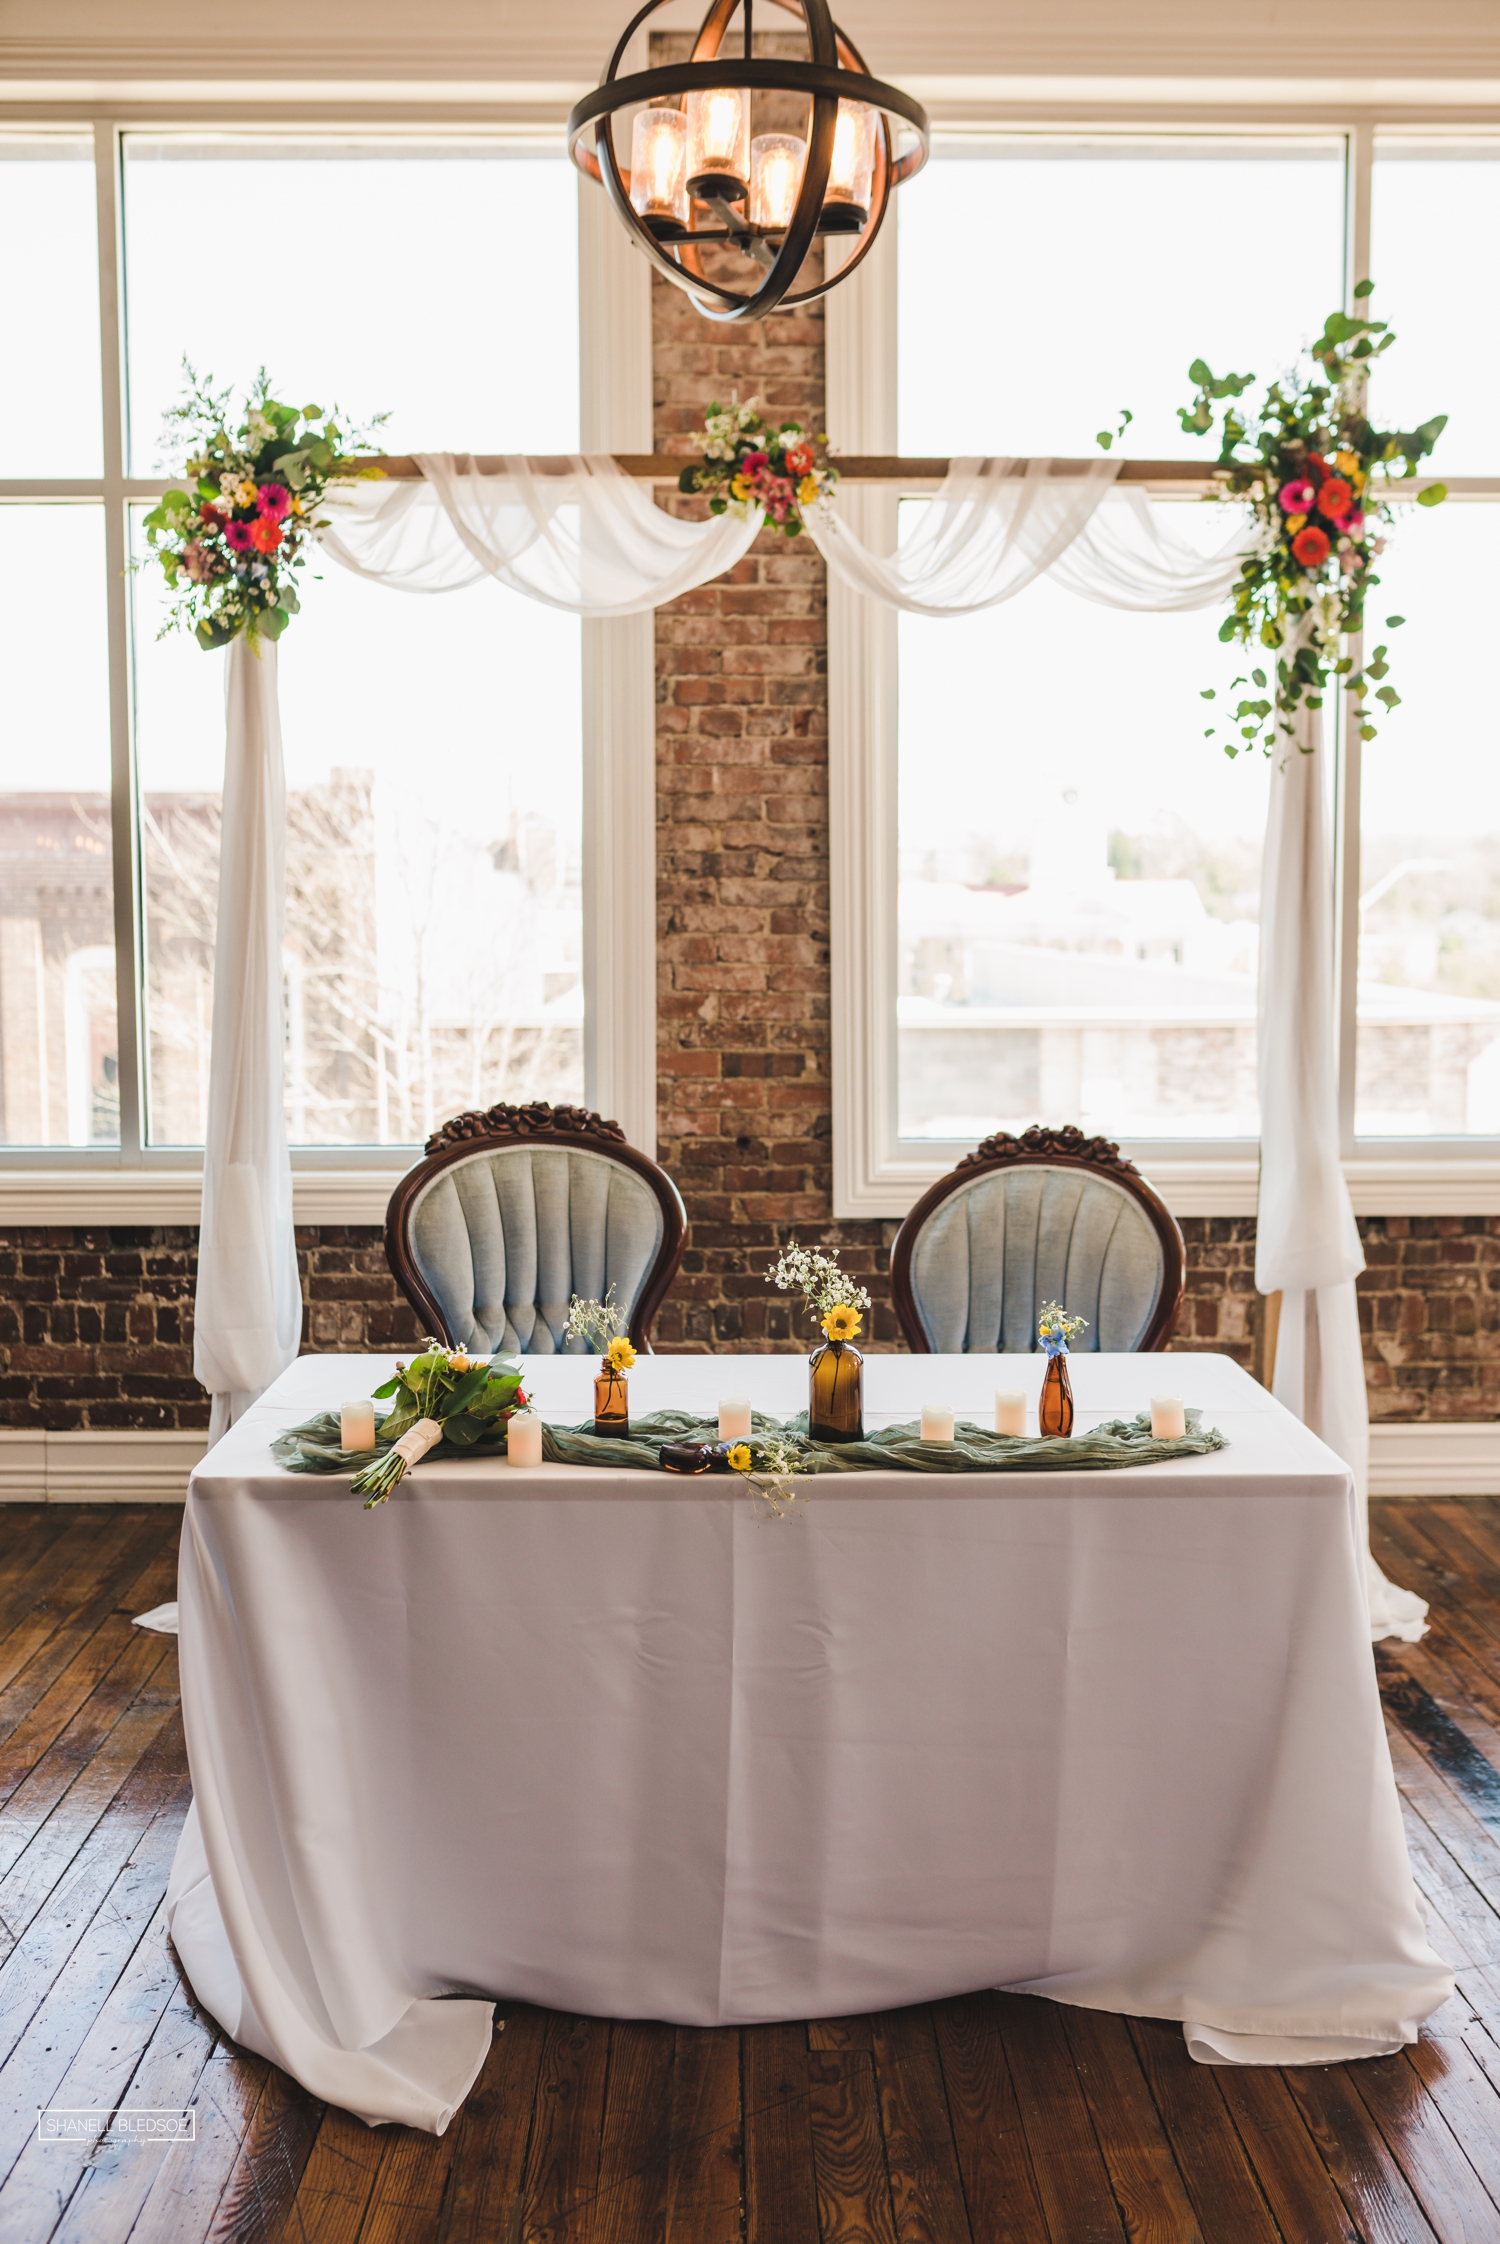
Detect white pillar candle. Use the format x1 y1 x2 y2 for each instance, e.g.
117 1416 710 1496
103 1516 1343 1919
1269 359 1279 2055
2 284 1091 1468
340 1398 376 1452
505 1410 543 1468
1151 1394 1187 1440
718 1398 753 1441
995 1391 1026 1438
921 1405 955 1443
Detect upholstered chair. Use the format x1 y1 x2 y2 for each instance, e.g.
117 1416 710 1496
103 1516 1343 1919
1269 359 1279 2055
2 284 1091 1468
890 1125 1184 1354
384 1102 686 1355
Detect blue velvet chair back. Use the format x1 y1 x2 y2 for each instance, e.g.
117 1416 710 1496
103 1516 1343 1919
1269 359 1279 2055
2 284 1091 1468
890 1129 1183 1354
385 1105 686 1355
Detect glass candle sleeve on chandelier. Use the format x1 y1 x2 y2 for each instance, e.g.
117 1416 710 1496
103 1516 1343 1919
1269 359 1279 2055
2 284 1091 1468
751 133 806 230
630 106 690 233
686 84 751 202
823 100 876 228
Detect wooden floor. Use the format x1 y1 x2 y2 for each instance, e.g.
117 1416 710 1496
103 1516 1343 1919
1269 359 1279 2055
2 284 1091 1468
5 1511 1500 2241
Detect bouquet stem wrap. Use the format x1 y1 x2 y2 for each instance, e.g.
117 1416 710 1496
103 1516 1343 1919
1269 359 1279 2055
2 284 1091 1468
352 1416 443 1507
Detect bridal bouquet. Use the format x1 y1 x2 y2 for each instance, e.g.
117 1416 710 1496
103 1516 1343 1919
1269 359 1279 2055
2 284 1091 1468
1179 286 1446 755
138 367 385 650
351 1343 527 1508
679 397 838 538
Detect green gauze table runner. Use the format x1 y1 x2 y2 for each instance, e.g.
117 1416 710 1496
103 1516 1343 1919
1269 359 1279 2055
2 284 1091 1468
272 1408 1226 1478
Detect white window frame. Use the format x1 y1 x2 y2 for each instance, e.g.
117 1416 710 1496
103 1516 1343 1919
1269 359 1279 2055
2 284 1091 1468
0 110 656 1223
829 104 1500 1219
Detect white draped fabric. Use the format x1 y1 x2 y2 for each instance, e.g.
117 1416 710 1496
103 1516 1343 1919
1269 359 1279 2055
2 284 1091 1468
192 639 302 1443
319 451 760 615
1255 666 1428 1644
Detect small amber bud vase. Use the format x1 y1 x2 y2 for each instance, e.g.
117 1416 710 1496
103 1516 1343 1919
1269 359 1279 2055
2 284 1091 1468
809 1339 864 1444
593 1365 629 1439
1038 1350 1074 1439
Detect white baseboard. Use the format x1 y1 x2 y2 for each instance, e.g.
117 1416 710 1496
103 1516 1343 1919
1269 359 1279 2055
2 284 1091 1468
0 1429 205 1503
0 1420 1492 1504
1369 1422 1500 1498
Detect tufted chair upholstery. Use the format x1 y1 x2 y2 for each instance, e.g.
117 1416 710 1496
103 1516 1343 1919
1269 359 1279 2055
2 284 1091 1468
384 1103 686 1355
890 1126 1183 1354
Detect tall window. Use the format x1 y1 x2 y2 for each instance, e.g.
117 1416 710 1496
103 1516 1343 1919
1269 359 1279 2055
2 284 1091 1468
2 130 582 1156
895 137 1344 1145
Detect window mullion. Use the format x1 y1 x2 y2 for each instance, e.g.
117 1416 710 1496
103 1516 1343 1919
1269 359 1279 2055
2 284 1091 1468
93 119 145 1164
1334 121 1374 1161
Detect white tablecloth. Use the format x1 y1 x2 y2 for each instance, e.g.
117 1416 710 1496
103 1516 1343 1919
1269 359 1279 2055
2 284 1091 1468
167 1350 1451 2132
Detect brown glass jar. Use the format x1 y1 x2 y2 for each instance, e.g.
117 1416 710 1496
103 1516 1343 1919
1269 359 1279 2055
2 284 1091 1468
1038 1352 1074 1438
809 1339 864 1444
593 1366 629 1438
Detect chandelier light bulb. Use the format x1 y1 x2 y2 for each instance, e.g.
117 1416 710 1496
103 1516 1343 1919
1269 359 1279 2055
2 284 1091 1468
630 106 689 233
750 134 805 231
686 84 751 201
822 99 877 227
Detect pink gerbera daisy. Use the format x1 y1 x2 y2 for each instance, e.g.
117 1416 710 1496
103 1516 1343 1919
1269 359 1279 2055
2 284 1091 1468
224 519 254 552
257 482 291 519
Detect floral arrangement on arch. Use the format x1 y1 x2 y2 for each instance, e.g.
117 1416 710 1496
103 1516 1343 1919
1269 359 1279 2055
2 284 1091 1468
679 397 839 539
1175 286 1446 756
138 368 385 650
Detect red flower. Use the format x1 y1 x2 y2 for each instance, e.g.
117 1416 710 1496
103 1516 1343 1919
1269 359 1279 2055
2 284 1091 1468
1291 523 1331 567
1316 476 1352 521
200 501 227 528
785 442 813 476
224 519 253 552
741 451 769 475
1306 453 1327 477
249 515 283 554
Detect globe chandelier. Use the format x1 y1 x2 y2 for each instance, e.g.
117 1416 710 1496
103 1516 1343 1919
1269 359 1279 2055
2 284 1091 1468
567 0 930 323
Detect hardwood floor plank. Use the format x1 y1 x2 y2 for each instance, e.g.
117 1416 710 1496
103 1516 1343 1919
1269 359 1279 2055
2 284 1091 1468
0 1889 192 2243
0 1515 151 1690
0 1711 189 2066
0 1789 190 2204
516 2012 608 2244
356 2118 464 2244
808 2041 898 2244
930 1993 1048 2244
1124 2018 1280 2244
0 1518 179 1766
1407 2029 1500 2217
1283 2061 1441 2244
587 2020 674 2244
1059 2006 1203 2243
48 1969 221 2244
269 2103 386 2244
663 2026 742 2244
204 2058 326 2244
0 1633 177 1888
436 2007 547 2244
119 2038 269 2244
743 2021 818 2244
992 1994 1125 2244
1383 1724 1500 1906
1211 2066 1361 2243
1353 2049 1500 2244
810 2016 876 2053
870 2006 971 2244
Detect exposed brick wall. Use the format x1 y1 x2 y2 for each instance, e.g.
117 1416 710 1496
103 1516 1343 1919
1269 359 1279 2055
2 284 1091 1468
0 1225 421 1432
0 1217 1495 1429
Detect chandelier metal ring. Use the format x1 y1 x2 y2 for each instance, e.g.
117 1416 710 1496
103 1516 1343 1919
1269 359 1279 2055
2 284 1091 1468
566 0 930 322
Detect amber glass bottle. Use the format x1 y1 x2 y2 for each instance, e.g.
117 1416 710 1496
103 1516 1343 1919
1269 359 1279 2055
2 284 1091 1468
809 1339 864 1443
1038 1352 1074 1438
593 1366 629 1438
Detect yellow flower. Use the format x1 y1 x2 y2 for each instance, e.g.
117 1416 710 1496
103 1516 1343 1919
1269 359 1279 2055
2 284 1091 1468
447 1351 471 1373
606 1335 637 1373
1334 450 1359 477
731 476 749 500
797 474 819 505
727 1441 752 1472
821 1303 863 1342
1285 513 1307 535
234 479 257 507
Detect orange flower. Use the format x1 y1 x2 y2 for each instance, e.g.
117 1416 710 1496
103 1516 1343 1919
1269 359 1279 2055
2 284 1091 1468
249 515 283 554
1291 523 1331 567
1316 476 1353 521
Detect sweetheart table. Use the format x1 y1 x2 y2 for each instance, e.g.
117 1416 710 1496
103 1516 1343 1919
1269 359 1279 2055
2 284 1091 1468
166 1349 1451 2132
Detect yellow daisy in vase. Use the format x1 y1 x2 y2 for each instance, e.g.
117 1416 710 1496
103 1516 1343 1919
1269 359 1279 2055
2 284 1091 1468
727 1442 753 1473
821 1303 863 1343
605 1335 637 1373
